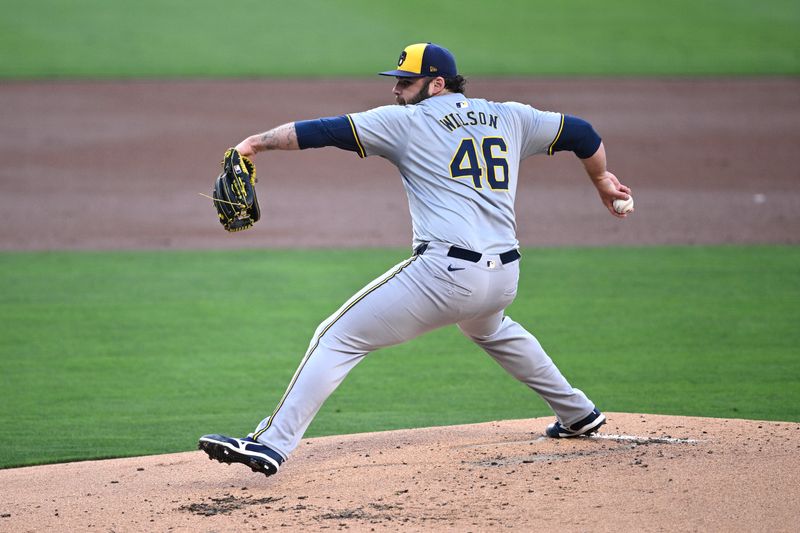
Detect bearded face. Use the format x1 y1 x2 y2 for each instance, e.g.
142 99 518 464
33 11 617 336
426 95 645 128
394 78 434 106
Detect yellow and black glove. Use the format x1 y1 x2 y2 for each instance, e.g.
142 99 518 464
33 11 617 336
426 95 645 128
212 148 260 232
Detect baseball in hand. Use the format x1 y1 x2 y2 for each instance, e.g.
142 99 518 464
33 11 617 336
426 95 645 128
613 196 634 214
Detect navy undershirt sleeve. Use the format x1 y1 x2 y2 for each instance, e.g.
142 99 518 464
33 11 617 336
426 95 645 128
551 115 602 159
295 115 360 153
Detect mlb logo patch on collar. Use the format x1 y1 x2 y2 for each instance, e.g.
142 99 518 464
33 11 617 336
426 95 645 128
456 101 469 108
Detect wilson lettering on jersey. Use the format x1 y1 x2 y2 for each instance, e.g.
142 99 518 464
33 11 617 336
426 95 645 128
438 111 499 132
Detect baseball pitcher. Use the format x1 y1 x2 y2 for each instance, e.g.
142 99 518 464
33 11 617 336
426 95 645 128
201 43 633 477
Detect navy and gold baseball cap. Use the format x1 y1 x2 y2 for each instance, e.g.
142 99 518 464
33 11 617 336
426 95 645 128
379 43 458 78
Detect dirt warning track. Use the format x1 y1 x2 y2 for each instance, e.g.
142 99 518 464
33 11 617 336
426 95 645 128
0 78 798 250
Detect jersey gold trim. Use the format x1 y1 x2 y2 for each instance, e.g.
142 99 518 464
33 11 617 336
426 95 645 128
346 114 366 158
547 113 565 156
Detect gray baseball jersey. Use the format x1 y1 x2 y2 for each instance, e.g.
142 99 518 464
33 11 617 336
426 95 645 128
249 94 596 460
349 93 562 253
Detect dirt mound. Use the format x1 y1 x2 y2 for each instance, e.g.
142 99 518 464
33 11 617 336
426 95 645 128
2 413 798 532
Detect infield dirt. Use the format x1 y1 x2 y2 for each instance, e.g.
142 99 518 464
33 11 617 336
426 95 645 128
0 78 798 531
2 414 799 532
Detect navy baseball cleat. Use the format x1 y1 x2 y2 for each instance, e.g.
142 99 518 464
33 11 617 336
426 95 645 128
546 408 606 438
198 434 284 477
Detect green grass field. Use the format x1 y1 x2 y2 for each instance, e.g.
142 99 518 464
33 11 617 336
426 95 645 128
2 0 798 470
1 0 798 77
1 246 798 468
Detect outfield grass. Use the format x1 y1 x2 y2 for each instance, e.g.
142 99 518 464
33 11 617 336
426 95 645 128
1 0 798 77
0 246 798 468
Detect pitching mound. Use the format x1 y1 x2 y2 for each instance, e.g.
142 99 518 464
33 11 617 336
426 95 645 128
1 413 798 532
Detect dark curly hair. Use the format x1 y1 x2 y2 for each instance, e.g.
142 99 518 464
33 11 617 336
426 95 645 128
444 75 467 94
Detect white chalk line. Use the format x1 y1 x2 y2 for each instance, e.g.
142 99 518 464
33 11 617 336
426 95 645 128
590 433 700 444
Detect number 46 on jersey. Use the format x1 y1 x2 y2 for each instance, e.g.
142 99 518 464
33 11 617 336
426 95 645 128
449 137 509 191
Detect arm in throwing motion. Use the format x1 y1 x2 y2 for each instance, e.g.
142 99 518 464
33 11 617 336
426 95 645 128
581 142 632 218
551 115 632 218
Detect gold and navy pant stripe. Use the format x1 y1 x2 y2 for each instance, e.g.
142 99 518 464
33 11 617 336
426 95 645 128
253 254 418 439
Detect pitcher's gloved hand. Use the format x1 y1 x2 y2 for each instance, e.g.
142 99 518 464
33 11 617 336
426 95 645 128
212 148 260 232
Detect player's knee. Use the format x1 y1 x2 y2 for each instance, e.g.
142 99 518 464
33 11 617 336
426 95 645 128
457 324 495 344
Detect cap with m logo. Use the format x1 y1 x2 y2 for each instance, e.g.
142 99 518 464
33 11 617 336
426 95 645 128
379 43 458 78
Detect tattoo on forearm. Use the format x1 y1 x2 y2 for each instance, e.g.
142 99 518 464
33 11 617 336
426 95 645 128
258 123 297 151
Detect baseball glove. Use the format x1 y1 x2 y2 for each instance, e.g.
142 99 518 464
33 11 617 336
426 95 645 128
212 148 260 232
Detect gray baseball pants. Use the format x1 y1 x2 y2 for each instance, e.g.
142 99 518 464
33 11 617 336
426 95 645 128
253 241 595 459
